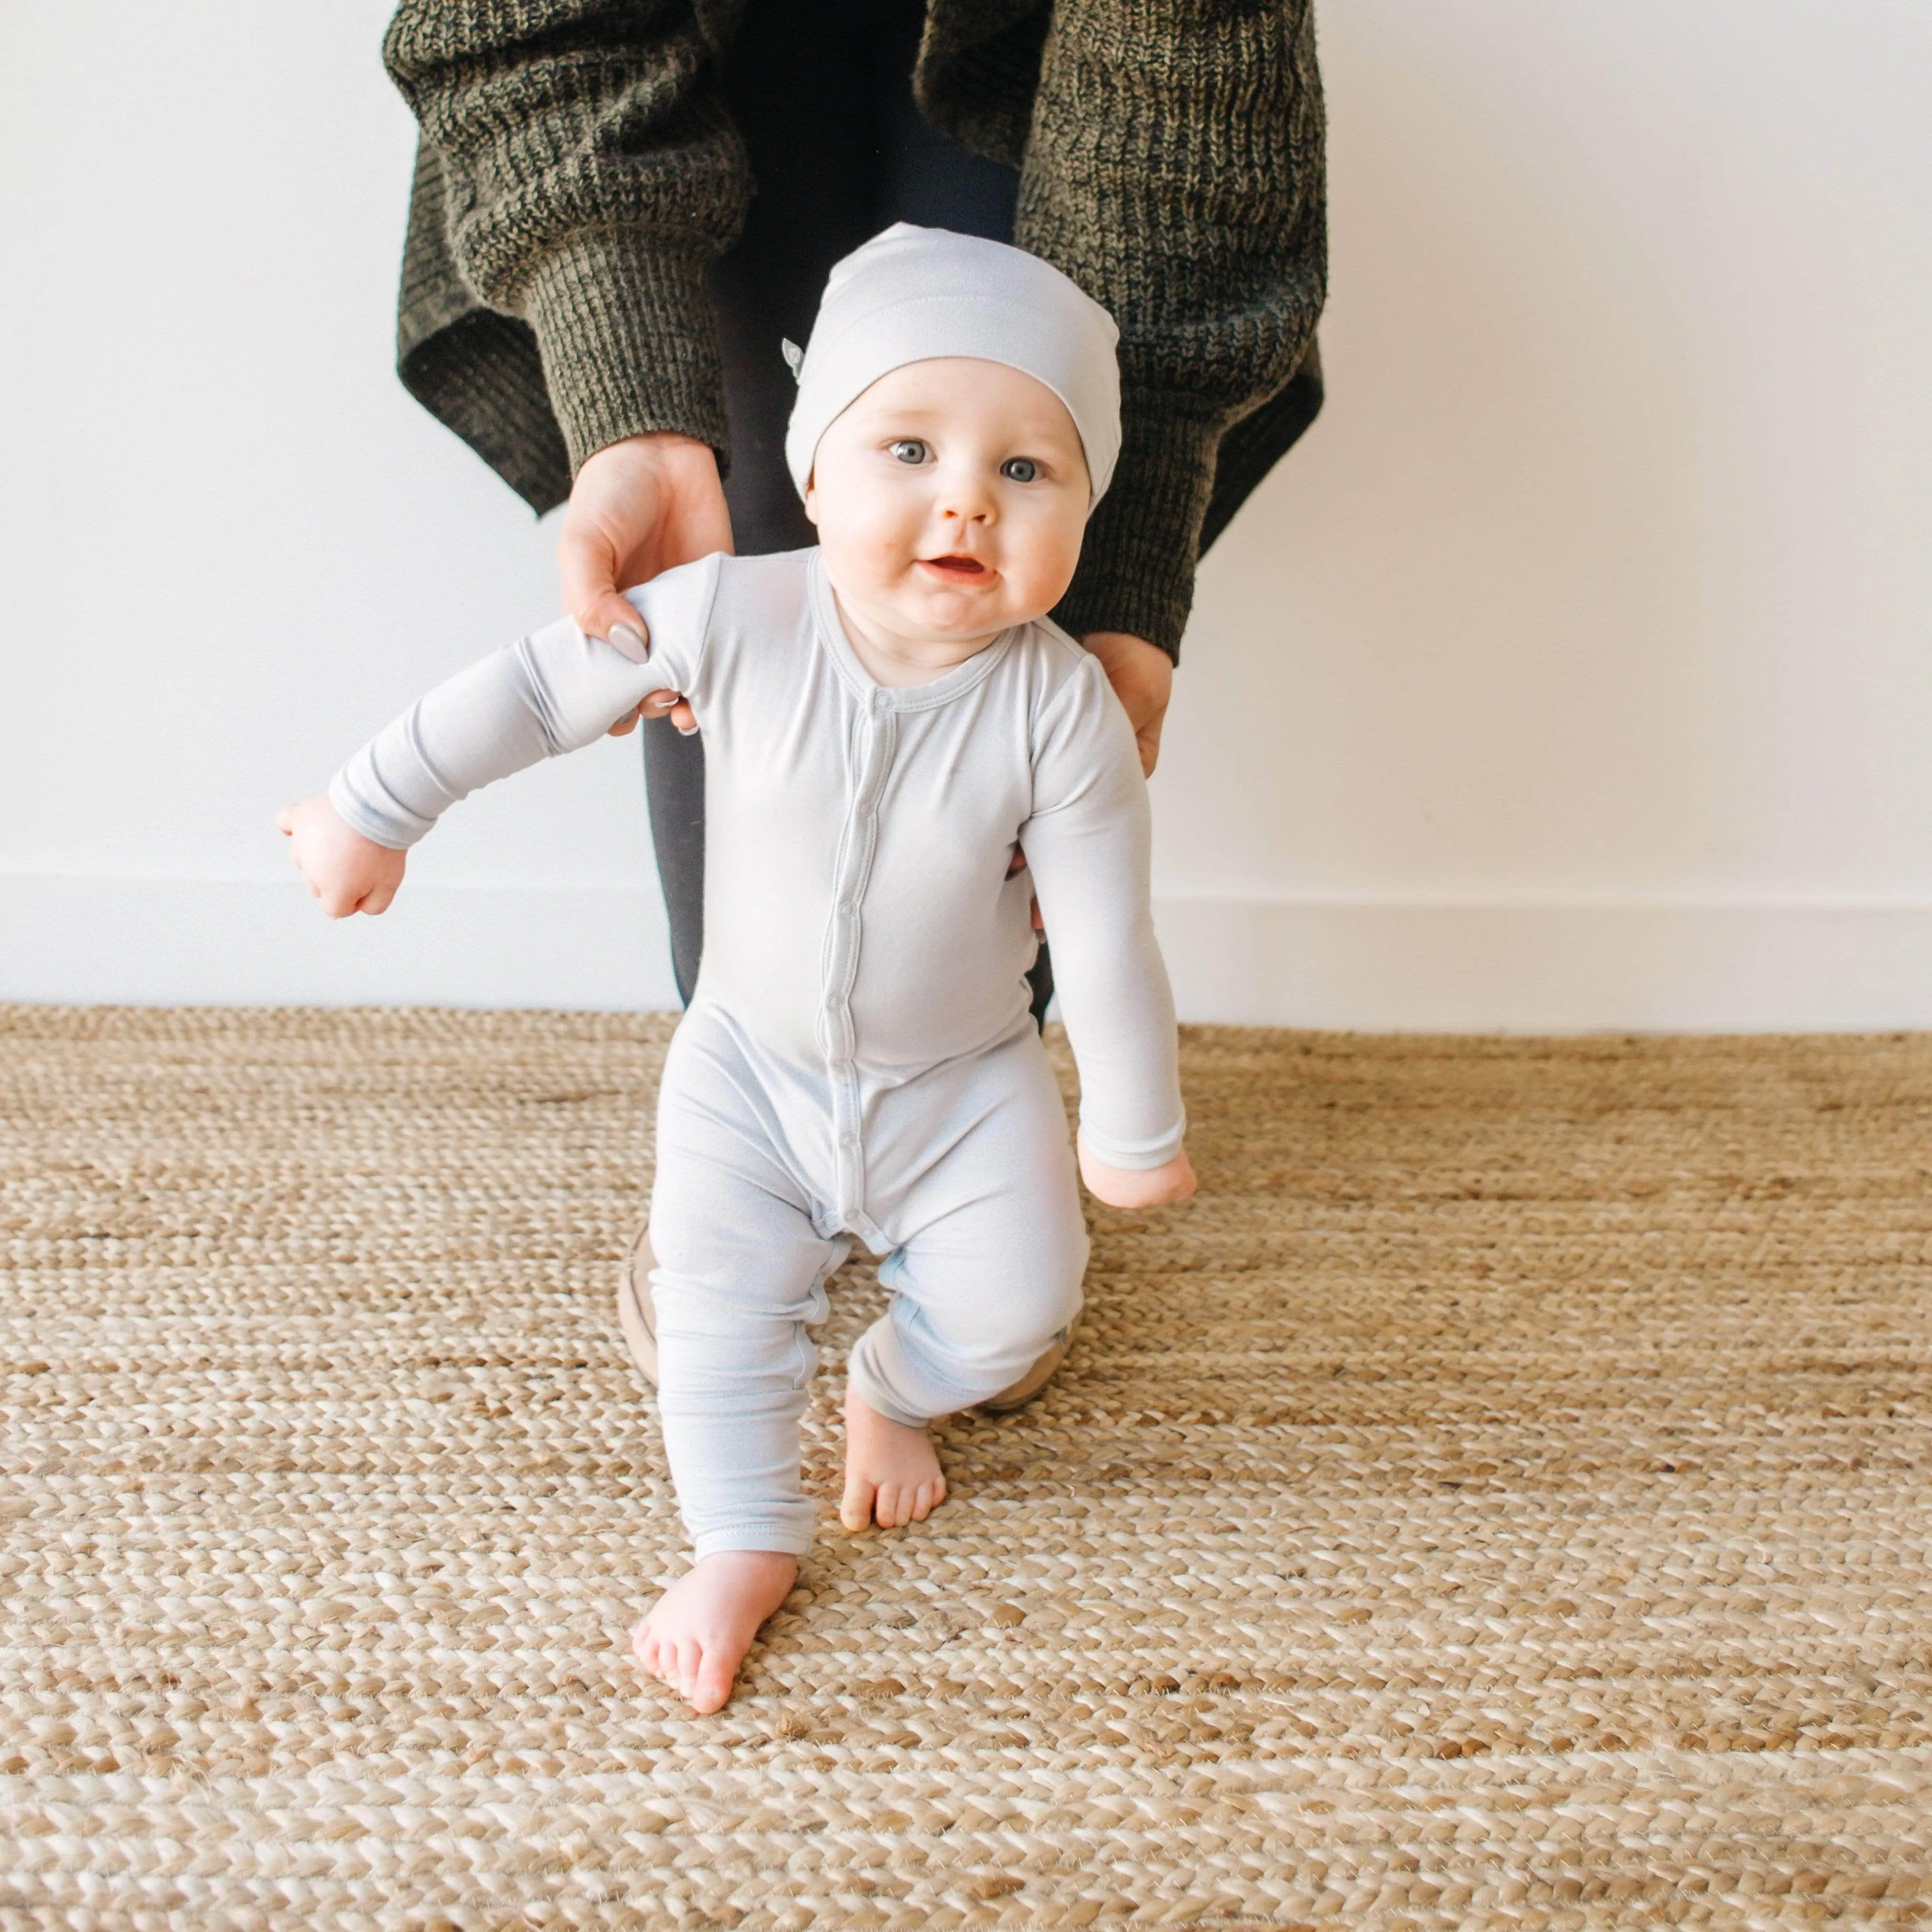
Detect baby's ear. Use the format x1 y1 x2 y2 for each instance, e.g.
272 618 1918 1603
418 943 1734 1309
801 469 820 527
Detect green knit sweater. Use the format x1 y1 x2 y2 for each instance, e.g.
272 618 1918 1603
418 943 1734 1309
382 0 1327 659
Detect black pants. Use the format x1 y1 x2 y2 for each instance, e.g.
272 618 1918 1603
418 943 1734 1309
642 0 1040 1009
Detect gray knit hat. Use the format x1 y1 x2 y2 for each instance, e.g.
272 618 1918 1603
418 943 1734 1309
783 223 1122 509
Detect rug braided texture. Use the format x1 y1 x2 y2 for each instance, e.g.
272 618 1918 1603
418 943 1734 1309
1 1006 1928 1930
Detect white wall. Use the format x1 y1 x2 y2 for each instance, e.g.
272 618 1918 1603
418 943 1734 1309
3 2 1928 1027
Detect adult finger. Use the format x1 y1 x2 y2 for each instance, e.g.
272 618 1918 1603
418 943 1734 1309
638 689 697 727
556 517 650 650
582 594 653 658
606 691 697 738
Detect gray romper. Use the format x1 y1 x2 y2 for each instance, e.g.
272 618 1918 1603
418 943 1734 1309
331 547 1184 1558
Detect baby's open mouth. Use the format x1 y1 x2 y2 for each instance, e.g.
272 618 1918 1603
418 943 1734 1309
919 554 988 576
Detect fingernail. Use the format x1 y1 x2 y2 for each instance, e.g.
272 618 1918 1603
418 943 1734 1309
608 623 647 659
676 723 697 737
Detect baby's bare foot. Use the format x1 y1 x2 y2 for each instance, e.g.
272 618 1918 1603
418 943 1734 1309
631 1550 797 1714
841 1388 947 1532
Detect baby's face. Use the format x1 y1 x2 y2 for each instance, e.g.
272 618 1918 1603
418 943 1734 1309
804 357 1091 652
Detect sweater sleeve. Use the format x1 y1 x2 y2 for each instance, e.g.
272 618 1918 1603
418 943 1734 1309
1017 653 1185 1169
381 1 750 498
919 0 1328 658
329 554 722 849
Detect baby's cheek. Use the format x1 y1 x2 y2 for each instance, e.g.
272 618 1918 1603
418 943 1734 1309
866 526 918 573
814 531 881 601
832 513 917 585
1011 527 1084 614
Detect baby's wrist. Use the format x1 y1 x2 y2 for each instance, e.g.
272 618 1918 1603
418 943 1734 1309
1076 1131 1196 1208
321 780 401 854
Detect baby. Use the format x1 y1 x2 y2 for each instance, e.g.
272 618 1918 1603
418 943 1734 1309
278 225 1195 1714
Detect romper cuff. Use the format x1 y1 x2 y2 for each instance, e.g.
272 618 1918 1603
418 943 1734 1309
1077 1113 1188 1173
328 763 431 852
691 1521 817 1563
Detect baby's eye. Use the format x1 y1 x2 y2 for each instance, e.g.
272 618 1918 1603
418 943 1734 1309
1001 457 1040 483
888 439 928 465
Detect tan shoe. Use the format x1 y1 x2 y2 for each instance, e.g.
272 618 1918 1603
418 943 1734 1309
978 1308 1082 1413
615 1224 1080 1411
617 1224 659 1387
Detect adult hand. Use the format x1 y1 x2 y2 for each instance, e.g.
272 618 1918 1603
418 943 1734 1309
1080 631 1174 776
559 432 734 738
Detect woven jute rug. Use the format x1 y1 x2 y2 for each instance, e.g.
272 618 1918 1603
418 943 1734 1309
1 1007 1927 1930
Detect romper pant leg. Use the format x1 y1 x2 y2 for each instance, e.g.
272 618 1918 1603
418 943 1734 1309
649 1019 848 1559
846 1033 1089 1427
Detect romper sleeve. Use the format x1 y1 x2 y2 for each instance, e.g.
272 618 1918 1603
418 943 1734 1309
328 552 723 850
1017 651 1186 1170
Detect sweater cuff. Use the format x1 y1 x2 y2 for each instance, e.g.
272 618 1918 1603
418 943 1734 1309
1050 400 1222 661
523 232 732 477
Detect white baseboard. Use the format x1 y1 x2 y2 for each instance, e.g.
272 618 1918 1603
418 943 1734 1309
0 874 682 1012
1154 894 1932 1030
5 873 1932 1030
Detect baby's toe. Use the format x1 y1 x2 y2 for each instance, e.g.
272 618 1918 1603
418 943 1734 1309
839 1477 877 1533
690 1644 736 1715
636 1616 679 1680
668 1635 703 1699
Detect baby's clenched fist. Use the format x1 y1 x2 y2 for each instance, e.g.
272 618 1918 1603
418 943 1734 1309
1077 1131 1198 1209
276 794 407 917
